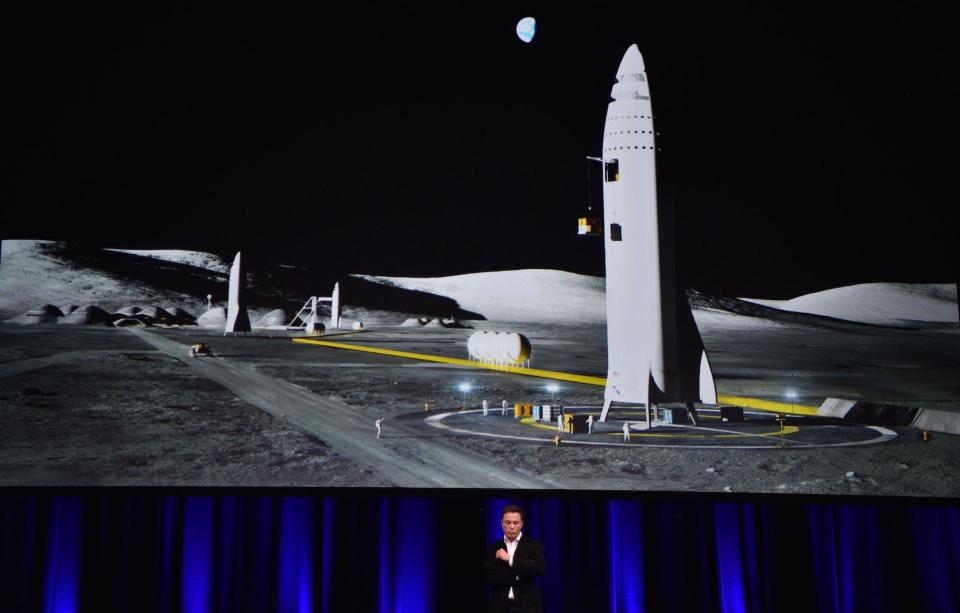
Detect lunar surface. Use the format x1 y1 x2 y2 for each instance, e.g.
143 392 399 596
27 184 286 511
1 240 958 495
0 321 957 495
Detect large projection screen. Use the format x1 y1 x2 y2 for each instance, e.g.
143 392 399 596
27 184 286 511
2 5 957 497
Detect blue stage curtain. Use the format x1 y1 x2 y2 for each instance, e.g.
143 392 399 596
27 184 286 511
1 495 959 612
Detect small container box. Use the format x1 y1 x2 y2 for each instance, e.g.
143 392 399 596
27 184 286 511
542 405 563 422
720 406 744 422
567 414 589 433
514 403 533 418
661 408 689 424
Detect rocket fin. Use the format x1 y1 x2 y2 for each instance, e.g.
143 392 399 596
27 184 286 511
672 288 717 404
600 398 613 423
699 350 717 405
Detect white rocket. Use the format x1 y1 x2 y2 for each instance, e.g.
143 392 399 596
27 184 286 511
330 282 341 329
598 45 716 424
225 251 251 334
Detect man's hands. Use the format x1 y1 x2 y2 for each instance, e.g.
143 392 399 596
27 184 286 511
495 548 510 562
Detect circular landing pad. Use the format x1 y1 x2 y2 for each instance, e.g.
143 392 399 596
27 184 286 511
424 406 897 450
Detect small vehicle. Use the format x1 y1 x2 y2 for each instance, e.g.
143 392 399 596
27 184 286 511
189 342 212 358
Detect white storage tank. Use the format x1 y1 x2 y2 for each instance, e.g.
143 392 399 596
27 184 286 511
467 331 531 366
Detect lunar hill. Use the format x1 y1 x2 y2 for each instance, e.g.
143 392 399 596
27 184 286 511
0 240 475 323
2 240 954 329
742 283 958 326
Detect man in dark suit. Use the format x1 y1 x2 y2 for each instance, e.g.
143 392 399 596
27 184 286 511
483 505 545 613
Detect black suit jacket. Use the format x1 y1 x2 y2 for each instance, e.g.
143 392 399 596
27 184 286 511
483 535 545 613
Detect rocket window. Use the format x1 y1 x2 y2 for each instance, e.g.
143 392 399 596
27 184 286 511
604 159 619 182
610 223 623 241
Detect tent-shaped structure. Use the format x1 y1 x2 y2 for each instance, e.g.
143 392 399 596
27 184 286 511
5 304 64 324
62 305 111 325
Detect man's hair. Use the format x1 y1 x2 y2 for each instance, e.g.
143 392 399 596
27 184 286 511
501 505 524 520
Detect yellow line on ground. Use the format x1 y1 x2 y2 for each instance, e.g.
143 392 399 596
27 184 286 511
292 339 820 415
717 395 819 416
519 417 800 439
315 330 367 339
291 338 607 385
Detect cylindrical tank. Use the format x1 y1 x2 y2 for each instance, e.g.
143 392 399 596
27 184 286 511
467 331 481 360
467 331 531 365
501 332 532 364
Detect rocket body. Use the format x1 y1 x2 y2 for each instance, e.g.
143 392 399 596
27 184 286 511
225 251 252 334
601 45 663 407
600 45 716 417
330 282 341 329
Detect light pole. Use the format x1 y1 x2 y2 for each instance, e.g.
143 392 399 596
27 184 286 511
546 383 559 405
458 382 472 410
782 391 797 448
785 390 797 414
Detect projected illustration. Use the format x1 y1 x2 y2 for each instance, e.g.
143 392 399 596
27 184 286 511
2 6 957 495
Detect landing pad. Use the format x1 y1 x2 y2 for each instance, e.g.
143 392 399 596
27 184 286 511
425 407 897 450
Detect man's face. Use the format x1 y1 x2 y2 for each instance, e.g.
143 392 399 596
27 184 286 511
502 512 523 540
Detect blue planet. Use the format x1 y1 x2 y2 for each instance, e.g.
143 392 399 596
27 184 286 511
516 17 536 43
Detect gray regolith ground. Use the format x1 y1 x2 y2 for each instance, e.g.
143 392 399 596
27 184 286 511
1 317 958 496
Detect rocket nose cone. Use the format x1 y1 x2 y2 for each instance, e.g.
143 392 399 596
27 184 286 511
616 44 646 79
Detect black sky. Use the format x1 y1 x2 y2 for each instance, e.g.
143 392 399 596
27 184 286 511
3 4 956 297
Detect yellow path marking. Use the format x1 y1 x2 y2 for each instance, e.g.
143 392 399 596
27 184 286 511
292 339 819 415
292 338 606 385
716 395 818 416
317 330 367 339
519 417 800 439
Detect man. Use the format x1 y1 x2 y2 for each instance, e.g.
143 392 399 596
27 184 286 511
587 414 594 434
375 418 383 439
483 505 545 613
622 420 630 442
501 399 508 416
483 399 489 416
